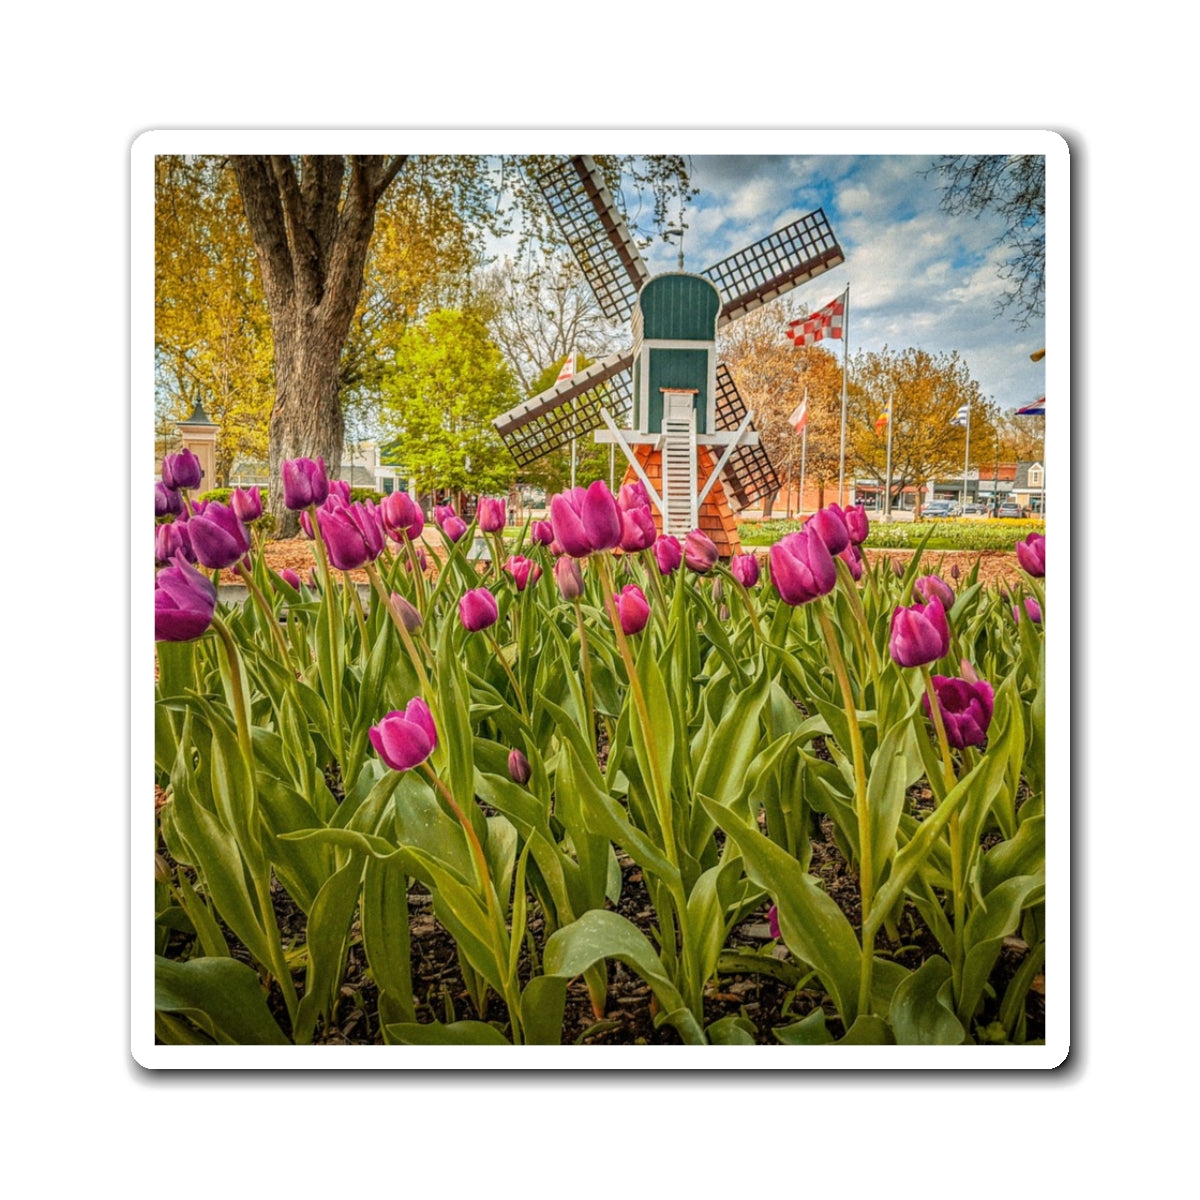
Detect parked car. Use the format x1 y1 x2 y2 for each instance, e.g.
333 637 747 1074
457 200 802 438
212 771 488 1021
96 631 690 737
923 500 955 518
995 501 1023 518
960 503 984 516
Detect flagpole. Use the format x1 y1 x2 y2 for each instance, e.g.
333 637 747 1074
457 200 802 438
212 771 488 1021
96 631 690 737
883 392 895 522
837 284 850 507
961 403 971 510
799 422 808 517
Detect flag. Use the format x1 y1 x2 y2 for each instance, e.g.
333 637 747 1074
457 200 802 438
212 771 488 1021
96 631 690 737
1016 396 1045 416
950 404 970 427
786 291 846 347
555 354 575 384
788 390 809 432
875 412 889 436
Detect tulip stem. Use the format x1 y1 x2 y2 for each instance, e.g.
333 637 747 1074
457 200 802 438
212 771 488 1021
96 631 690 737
365 563 432 697
817 600 874 1019
234 560 294 667
345 570 368 645
573 597 597 749
486 630 528 720
402 534 428 614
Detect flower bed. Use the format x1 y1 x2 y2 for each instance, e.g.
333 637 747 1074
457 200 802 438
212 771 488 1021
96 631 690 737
153 458 1047 1049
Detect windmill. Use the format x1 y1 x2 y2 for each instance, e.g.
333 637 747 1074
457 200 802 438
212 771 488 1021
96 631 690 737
492 156 845 555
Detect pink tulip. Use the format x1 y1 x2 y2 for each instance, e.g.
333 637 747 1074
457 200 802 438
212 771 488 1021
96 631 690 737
923 674 995 749
161 449 203 492
1016 532 1045 577
890 599 950 668
154 556 217 642
806 504 850 555
769 527 836 606
459 587 499 632
230 487 263 523
549 480 622 557
503 555 542 591
188 501 251 570
730 553 759 588
553 555 584 601
613 584 650 635
619 504 657 553
845 504 870 545
530 519 555 546
477 496 507 533
914 574 954 609
653 535 682 575
369 698 437 771
281 457 328 510
684 529 719 573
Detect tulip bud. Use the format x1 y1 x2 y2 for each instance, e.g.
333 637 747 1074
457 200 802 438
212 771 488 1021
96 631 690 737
553 555 584 601
530 519 555 546
230 487 263 523
188 501 251 570
154 557 217 642
459 587 499 632
653 535 682 575
838 543 864 582
507 748 532 785
806 504 850 555
277 568 302 591
390 592 423 632
503 555 541 591
613 584 650 635
441 515 468 543
281 457 329 511
619 504 657 553
369 698 437 771
380 491 423 541
1013 597 1043 624
769 528 836 606
1016 532 1046 578
155 482 182 518
730 553 759 588
684 529 720 573
922 674 995 749
893 557 905 578
950 563 961 582
914 574 955 609
845 504 870 546
161 449 203 492
890 599 950 668
477 496 507 533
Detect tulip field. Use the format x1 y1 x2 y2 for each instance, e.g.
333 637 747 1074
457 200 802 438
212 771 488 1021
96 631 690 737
153 451 1048 1051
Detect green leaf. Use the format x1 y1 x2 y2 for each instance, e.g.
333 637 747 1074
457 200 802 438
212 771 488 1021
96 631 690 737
386 1020 511 1046
155 955 290 1045
706 1015 757 1045
772 1008 834 1045
866 704 922 893
361 856 415 1026
293 859 364 1044
839 1014 896 1044
889 956 967 1045
519 975 568 1046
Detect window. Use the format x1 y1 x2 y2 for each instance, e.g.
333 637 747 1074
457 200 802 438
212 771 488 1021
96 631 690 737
1028 465 1044 487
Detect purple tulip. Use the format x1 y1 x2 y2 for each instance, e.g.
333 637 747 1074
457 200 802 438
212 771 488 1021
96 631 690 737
277 568 302 591
914 574 955 609
155 482 182 518
653 535 682 576
619 504 657 553
553 556 584 601
155 521 193 565
390 592 423 632
434 503 457 528
613 584 650 635
380 491 424 541
550 481 622 557
441 515 468 543
327 479 352 506
503 555 541 591
1013 597 1043 624
187 501 251 570
230 487 262 523
1016 532 1046 578
806 504 851 556
769 527 836 606
281 457 329 511
922 674 995 749
730 553 759 588
890 599 951 668
476 496 507 533
154 557 217 642
320 501 385 571
845 504 870 546
530 519 555 546
838 543 864 582
618 481 651 511
369 698 437 772
459 587 499 632
684 529 720 573
161 449 203 492
508 748 532 785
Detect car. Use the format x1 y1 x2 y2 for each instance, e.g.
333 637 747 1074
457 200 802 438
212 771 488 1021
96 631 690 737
960 503 983 515
923 501 955 518
996 502 1023 518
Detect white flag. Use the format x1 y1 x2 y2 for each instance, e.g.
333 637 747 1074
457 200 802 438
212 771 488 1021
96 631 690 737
788 391 809 432
950 404 970 427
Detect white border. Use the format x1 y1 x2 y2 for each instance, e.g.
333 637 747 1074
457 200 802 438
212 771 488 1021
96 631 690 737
134 130 1069 1071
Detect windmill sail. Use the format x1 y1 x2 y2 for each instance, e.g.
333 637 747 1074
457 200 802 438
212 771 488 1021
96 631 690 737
713 364 780 512
534 156 651 325
702 209 844 325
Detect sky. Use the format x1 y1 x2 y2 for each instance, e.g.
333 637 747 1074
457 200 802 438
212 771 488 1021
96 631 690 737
621 153 1046 417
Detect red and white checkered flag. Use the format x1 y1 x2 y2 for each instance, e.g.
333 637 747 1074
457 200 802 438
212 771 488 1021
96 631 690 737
786 291 846 347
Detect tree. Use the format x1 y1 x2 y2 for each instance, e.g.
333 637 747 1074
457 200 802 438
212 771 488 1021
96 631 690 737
718 300 844 515
155 155 274 484
847 347 991 512
929 155 1046 329
229 155 692 534
379 309 521 500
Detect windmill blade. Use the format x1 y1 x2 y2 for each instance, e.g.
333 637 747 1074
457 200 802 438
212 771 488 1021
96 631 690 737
702 208 844 326
493 353 634 467
713 363 780 512
535 156 652 324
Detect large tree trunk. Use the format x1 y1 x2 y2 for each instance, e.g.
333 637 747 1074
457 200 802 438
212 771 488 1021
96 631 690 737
232 154 407 536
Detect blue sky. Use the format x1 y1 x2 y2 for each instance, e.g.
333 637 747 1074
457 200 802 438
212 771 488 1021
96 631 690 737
630 154 1047 416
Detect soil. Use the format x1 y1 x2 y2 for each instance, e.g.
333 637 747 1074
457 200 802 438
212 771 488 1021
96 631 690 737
162 539 1042 1046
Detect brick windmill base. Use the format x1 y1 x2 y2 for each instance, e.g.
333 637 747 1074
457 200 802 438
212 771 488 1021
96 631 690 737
621 444 742 558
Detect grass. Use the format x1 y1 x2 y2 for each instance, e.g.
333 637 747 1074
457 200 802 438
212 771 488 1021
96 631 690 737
738 516 1046 551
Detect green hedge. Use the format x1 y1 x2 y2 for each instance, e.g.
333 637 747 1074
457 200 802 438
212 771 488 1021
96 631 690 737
738 516 1046 552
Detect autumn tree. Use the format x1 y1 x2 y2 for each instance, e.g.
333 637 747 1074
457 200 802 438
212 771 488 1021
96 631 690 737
718 300 845 515
229 155 692 534
155 155 274 484
847 346 992 512
929 155 1046 329
379 309 521 500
